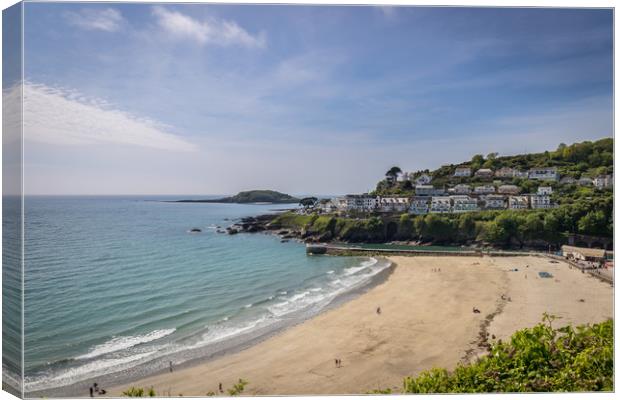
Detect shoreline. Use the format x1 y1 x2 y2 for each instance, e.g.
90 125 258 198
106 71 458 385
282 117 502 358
27 258 395 398
104 255 613 396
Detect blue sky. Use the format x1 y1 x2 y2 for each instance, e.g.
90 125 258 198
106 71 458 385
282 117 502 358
16 3 613 195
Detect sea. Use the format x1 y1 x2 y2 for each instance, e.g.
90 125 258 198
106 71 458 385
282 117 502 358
7 196 392 396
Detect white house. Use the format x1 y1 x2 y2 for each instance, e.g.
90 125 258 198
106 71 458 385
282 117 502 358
537 186 553 195
508 195 529 210
319 199 338 213
379 197 410 213
528 167 559 181
483 194 506 210
514 170 529 178
495 167 515 178
430 197 452 213
340 194 378 212
415 174 432 185
454 167 472 177
450 195 479 213
530 194 552 209
415 185 445 196
560 176 576 185
498 184 520 195
474 168 494 179
474 185 495 194
593 175 613 189
578 177 593 186
453 184 471 194
409 197 430 215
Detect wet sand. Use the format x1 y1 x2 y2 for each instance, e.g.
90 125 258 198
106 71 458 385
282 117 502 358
109 255 613 396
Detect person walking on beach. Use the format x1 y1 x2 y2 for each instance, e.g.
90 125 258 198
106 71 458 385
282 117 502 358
376 306 381 315
219 383 223 393
89 387 94 397
169 361 173 373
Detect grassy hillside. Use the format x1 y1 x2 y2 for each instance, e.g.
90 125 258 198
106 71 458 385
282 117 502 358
374 138 612 195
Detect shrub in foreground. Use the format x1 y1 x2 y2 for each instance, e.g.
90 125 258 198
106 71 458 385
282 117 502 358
403 316 613 393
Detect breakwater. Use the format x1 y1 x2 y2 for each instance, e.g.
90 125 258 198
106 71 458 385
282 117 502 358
306 244 534 258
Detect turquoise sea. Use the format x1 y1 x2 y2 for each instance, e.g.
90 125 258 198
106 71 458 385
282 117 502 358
13 196 389 396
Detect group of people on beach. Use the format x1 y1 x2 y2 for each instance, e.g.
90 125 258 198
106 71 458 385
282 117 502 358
89 383 106 397
334 358 343 368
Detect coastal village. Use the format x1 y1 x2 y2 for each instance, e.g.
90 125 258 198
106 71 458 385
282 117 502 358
317 166 613 215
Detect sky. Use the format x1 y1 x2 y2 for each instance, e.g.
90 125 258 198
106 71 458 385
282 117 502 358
10 3 614 195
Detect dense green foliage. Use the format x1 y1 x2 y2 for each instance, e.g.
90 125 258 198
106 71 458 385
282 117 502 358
403 317 613 393
271 189 612 246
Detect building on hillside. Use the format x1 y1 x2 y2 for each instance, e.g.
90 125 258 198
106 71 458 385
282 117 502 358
483 194 506 210
409 196 430 215
474 168 494 179
415 185 445 196
450 195 479 213
528 167 559 181
430 196 452 213
453 184 471 194
578 177 593 186
514 170 529 178
494 167 515 178
415 173 432 185
319 199 338 213
529 194 552 209
537 186 553 195
378 197 410 213
339 194 378 212
474 185 495 194
593 175 613 189
454 167 471 177
498 184 520 195
508 195 529 210
560 176 576 185
399 172 411 182
562 245 609 263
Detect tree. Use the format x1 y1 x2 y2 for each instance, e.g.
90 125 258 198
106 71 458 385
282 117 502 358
471 154 485 169
385 166 402 185
299 197 318 211
578 210 608 236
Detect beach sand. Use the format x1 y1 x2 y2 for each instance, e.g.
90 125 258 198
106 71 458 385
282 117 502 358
109 255 613 396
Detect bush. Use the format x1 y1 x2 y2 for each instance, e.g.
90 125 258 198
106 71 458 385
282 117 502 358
403 316 613 393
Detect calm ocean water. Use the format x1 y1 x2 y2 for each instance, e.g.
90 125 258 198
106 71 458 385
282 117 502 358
19 196 389 395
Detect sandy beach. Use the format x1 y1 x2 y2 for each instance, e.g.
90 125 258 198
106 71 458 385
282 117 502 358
109 255 613 396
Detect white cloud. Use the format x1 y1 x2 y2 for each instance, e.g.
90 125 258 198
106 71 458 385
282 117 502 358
12 82 196 152
151 6 265 48
64 8 125 32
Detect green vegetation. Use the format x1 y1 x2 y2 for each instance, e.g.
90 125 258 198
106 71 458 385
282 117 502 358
121 387 156 397
177 190 299 204
373 138 612 195
227 379 249 396
271 192 611 246
122 379 249 397
403 316 613 393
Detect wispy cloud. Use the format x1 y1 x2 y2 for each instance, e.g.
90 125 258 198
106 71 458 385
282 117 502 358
64 8 125 32
15 82 196 152
151 6 265 48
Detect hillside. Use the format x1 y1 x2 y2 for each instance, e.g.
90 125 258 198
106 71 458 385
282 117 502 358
176 190 299 204
374 138 613 195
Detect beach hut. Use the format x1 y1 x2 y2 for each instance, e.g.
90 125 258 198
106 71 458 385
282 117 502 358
561 245 607 262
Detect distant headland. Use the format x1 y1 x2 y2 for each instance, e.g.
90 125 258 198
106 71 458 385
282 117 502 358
174 190 300 204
